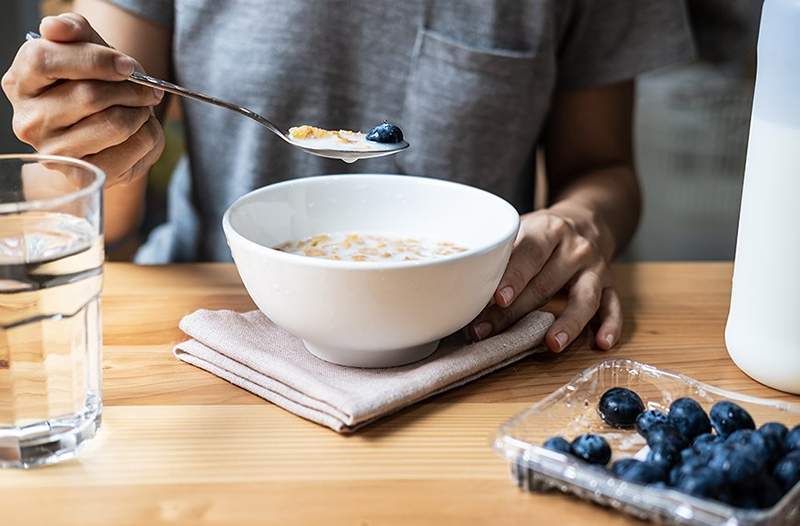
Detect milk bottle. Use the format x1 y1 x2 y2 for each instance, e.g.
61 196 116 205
726 0 800 393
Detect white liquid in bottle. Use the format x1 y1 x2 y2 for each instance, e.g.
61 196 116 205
726 0 800 393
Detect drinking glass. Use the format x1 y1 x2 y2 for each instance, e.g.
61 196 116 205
0 154 105 468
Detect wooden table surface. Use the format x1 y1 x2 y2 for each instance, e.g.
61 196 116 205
2 262 798 525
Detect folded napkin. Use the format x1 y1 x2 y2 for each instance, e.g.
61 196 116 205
174 309 554 433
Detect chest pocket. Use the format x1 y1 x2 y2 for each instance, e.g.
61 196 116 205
397 28 555 199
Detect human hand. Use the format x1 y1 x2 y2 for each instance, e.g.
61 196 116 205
1 13 165 186
468 208 622 352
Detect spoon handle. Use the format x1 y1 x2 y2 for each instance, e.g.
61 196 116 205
24 32 288 141
125 71 286 138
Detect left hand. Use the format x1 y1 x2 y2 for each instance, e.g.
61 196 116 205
467 208 622 352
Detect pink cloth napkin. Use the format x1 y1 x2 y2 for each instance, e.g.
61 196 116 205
174 309 554 432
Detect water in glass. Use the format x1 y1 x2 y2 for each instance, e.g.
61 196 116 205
0 155 104 468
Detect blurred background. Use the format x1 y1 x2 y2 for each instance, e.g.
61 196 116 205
1 0 764 262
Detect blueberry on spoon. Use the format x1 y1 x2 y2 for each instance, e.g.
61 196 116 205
366 121 404 143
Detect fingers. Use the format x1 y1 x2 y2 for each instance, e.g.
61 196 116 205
40 13 108 45
32 79 162 131
467 206 623 351
494 214 569 307
469 246 579 340
545 270 604 353
1 13 164 188
38 105 151 158
594 287 623 350
83 114 164 186
494 236 553 307
6 39 138 97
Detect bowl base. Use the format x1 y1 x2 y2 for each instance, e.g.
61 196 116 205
302 339 440 368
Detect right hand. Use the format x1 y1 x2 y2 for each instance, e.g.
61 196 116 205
1 13 165 186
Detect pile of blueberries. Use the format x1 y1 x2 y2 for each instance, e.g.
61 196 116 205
542 387 800 509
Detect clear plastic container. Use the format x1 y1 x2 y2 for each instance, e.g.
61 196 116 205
493 359 800 526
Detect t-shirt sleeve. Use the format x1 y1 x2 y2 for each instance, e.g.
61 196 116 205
105 0 174 27
557 0 695 89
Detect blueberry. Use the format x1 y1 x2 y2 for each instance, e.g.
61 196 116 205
570 434 612 465
647 443 680 472
668 398 711 441
786 425 800 452
670 453 711 486
611 458 640 477
726 429 771 464
693 433 723 455
646 423 690 451
733 473 785 509
598 388 645 428
617 460 666 485
365 121 404 144
709 443 767 485
709 401 755 438
682 447 711 465
758 423 788 465
755 475 785 508
675 467 725 499
774 454 800 492
543 436 572 455
636 409 669 439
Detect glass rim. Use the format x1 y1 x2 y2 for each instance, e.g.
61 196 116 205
0 153 106 214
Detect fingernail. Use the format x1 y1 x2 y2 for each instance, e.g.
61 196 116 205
472 322 492 341
58 14 80 30
605 334 615 348
554 331 569 350
114 56 136 76
498 286 514 306
152 88 164 101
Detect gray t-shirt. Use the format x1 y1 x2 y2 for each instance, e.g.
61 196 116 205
109 0 693 263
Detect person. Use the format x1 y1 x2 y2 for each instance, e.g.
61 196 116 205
1 1 693 354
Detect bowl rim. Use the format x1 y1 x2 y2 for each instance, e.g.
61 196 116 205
222 174 521 270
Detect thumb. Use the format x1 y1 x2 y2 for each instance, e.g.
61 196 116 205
39 12 107 45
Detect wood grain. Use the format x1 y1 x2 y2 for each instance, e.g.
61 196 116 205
1 262 798 525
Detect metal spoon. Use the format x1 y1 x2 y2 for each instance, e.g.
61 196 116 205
25 32 409 163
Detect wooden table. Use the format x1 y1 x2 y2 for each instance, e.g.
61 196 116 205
1 262 798 525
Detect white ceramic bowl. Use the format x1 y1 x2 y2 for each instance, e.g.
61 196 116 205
222 174 520 368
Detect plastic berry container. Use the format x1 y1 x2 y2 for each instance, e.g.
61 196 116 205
493 359 800 526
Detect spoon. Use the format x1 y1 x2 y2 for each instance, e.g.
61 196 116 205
25 32 409 163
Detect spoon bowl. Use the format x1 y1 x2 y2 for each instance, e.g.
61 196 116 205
289 139 409 163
